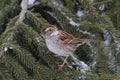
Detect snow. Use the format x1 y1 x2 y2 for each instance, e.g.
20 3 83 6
35 37 40 43
76 10 84 17
70 54 90 73
70 20 80 26
66 16 80 26
92 61 97 67
86 43 97 69
102 29 117 72
52 0 59 6
80 30 91 35
71 60 90 73
116 43 120 51
20 0 39 8
114 37 120 51
47 11 54 16
47 11 57 19
79 61 90 73
47 11 61 24
52 0 63 8
4 47 8 52
35 37 44 45
104 39 110 46
103 30 111 46
78 29 95 37
28 0 35 5
99 4 105 11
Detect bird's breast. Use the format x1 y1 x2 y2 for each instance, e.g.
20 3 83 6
45 38 72 56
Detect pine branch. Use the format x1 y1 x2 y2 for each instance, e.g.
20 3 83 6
0 72 6 80
16 23 82 80
0 0 20 34
35 65 56 80
59 0 75 10
9 44 56 80
26 11 49 33
39 6 78 36
77 0 99 17
16 23 57 68
93 0 113 5
1 55 32 80
12 45 37 71
0 16 18 59
0 0 119 80
0 0 28 59
0 63 13 80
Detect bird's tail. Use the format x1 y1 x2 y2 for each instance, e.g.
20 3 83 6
75 39 96 47
79 39 96 43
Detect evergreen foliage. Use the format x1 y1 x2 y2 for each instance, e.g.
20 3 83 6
0 0 120 80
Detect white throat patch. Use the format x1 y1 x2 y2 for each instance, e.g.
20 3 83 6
51 30 59 36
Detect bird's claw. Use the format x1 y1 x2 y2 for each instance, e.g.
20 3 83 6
58 64 64 70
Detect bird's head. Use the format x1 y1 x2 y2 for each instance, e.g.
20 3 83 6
43 25 58 38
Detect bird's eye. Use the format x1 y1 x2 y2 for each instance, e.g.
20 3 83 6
49 29 51 31
49 29 52 31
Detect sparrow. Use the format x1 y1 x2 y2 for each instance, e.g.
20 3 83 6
43 25 95 70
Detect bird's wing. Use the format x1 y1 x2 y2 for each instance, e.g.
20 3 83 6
58 30 95 46
58 30 81 44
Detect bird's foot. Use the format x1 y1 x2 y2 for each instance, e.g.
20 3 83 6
46 50 51 54
58 56 68 70
58 64 65 70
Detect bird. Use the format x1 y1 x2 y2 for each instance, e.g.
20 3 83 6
43 25 95 70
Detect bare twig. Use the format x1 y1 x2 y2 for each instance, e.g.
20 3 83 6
93 0 113 5
0 51 4 59
17 0 28 23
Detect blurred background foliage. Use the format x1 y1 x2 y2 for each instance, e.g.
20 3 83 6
0 0 120 80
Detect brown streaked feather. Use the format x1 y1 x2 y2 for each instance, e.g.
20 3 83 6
58 30 95 45
58 30 78 43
